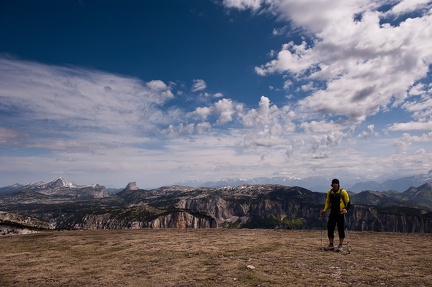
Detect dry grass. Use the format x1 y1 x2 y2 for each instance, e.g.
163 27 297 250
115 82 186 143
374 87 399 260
1 229 431 287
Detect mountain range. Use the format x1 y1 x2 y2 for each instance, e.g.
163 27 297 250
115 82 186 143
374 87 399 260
2 170 432 195
1 176 431 234
175 170 432 193
0 177 108 197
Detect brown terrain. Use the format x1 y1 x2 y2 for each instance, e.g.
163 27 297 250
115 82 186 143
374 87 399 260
1 229 431 287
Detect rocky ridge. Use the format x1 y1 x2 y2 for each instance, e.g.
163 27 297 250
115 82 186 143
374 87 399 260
0 211 54 235
1 179 431 233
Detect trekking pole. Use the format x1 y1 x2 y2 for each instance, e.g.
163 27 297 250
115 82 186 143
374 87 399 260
344 213 350 254
320 214 324 250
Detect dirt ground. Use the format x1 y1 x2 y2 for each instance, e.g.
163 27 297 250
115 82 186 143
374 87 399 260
1 229 431 287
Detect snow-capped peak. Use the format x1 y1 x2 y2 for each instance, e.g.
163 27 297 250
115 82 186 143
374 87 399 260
22 177 78 190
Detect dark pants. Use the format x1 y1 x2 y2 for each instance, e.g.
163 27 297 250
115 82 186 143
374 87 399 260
327 212 345 239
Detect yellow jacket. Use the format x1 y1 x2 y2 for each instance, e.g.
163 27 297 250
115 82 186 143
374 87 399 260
323 188 350 214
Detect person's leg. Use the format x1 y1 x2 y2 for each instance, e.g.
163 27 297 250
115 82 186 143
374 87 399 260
327 213 337 246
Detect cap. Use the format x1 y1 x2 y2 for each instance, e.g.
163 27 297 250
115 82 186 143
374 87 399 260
331 178 340 185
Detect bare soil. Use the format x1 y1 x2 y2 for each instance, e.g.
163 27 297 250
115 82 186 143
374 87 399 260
1 229 431 287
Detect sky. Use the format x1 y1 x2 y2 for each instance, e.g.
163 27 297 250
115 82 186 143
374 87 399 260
1 0 432 189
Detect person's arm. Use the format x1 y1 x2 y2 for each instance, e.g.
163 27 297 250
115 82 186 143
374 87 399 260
320 190 330 214
341 189 350 213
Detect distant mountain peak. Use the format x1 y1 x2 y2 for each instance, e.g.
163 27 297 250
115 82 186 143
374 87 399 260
125 182 139 191
50 178 67 188
30 177 78 189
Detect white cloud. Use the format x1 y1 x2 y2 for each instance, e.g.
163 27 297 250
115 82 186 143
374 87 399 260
196 122 212 134
401 96 432 121
222 0 265 11
214 98 235 124
388 121 432 131
239 96 295 131
283 79 292 90
416 148 426 155
0 127 17 145
388 0 431 16
191 79 207 92
358 124 379 138
146 80 174 100
253 1 432 125
409 83 425 96
393 132 432 154
191 106 212 120
275 0 374 34
300 82 316 92
0 58 178 144
310 130 345 153
300 120 348 134
255 41 316 76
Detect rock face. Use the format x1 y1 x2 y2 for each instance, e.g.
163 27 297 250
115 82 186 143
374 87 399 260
0 211 53 235
145 211 217 229
74 209 216 230
125 182 138 191
173 186 322 229
348 205 430 233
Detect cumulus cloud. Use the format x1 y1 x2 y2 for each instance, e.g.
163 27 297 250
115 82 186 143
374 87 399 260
214 98 235 124
358 124 379 138
191 106 212 120
310 130 345 153
252 0 432 125
166 95 299 151
146 80 174 100
255 41 317 76
238 96 295 133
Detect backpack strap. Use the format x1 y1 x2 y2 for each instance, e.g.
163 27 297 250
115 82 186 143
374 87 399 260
340 188 350 210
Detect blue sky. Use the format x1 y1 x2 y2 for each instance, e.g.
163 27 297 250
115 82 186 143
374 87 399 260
1 0 431 188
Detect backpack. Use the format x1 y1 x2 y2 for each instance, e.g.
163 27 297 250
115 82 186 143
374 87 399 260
329 189 350 213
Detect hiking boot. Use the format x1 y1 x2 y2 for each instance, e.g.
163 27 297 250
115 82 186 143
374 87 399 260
337 244 343 252
326 243 334 251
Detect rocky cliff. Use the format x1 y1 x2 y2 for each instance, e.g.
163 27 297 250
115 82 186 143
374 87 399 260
173 185 323 229
70 207 216 230
347 205 430 232
1 182 431 233
0 211 53 235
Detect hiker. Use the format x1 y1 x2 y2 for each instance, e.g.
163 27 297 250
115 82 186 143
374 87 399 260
320 178 350 252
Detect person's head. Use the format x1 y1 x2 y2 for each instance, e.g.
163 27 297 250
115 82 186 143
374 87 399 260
331 178 339 190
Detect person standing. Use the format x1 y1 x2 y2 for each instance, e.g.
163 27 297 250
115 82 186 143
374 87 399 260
320 178 350 252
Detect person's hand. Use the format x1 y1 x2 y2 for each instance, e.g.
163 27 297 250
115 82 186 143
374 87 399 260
320 210 325 215
342 208 347 214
